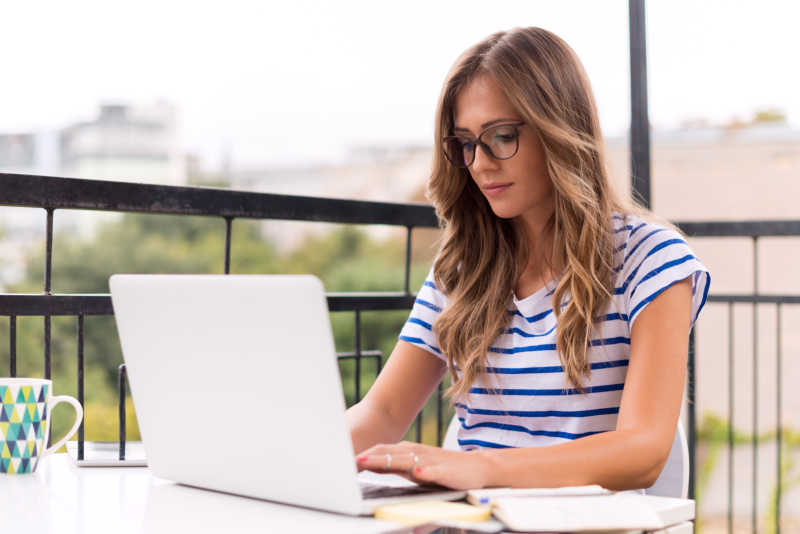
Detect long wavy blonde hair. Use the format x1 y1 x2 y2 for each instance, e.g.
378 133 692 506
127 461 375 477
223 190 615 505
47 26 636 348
428 27 672 401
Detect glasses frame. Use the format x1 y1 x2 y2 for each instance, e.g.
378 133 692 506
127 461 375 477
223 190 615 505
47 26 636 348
441 121 526 168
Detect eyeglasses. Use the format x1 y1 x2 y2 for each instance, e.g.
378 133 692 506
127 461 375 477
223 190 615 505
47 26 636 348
442 121 525 168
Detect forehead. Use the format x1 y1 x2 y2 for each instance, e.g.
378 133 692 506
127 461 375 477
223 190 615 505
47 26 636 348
453 74 519 131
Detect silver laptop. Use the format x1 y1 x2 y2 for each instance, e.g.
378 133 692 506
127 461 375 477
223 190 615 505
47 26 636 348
109 274 466 515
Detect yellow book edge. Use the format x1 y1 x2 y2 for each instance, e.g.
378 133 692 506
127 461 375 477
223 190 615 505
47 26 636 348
374 500 491 526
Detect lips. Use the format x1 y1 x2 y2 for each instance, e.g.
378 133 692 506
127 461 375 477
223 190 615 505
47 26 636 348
482 183 512 197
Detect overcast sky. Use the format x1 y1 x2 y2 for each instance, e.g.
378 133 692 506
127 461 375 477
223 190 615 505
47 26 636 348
2 0 798 168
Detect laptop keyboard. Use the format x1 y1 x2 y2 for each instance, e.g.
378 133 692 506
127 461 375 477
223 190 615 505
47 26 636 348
360 482 451 500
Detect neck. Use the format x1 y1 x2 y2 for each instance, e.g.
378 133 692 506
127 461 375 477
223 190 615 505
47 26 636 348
516 205 557 274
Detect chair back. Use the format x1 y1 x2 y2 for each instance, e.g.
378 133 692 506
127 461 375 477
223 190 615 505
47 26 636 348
645 422 690 499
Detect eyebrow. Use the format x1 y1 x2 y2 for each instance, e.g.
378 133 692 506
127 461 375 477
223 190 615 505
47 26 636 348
453 118 521 133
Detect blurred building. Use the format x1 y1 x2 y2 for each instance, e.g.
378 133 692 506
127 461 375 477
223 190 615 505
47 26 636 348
231 144 433 250
0 134 36 173
60 102 186 185
0 102 188 288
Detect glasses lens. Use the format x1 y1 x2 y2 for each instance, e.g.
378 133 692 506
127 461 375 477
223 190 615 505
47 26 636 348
480 124 519 160
443 137 474 168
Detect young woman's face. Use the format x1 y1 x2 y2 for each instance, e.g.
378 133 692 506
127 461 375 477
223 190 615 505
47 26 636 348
453 74 553 223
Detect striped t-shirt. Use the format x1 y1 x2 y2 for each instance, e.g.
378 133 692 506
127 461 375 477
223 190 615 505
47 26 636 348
398 213 711 450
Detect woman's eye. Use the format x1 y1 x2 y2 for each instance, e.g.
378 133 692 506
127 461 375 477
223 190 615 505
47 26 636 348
494 134 517 143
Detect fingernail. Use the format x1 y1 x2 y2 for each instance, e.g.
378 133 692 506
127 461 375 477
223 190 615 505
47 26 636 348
357 455 367 462
414 467 424 475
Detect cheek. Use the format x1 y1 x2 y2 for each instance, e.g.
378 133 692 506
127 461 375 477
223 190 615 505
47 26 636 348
518 152 550 190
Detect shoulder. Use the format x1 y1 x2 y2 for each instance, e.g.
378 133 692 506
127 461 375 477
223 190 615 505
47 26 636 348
611 211 711 329
611 212 689 266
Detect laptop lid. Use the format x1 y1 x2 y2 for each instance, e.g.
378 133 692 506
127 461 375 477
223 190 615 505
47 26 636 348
110 274 365 515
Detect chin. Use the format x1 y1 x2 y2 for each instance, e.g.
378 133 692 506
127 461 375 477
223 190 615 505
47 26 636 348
486 202 521 220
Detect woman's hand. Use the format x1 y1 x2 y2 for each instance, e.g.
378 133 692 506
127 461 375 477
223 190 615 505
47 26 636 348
356 441 491 490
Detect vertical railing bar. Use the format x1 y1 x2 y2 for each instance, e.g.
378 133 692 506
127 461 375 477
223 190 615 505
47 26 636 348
752 236 759 534
628 0 651 209
44 208 54 294
77 315 85 461
415 411 422 443
118 364 127 461
688 328 696 501
404 226 412 295
728 302 734 534
776 303 782 534
44 315 51 379
44 208 54 387
436 381 443 446
9 316 16 377
354 310 362 403
224 216 233 274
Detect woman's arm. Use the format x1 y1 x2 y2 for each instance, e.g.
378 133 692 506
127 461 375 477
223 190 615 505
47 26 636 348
356 277 693 491
347 340 447 456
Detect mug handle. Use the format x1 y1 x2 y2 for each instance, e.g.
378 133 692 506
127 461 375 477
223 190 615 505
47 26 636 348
42 395 84 457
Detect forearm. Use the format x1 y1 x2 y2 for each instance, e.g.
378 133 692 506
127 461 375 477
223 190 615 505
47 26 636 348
478 428 667 491
346 399 408 456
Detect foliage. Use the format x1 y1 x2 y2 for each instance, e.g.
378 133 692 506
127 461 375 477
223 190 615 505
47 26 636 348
1 210 438 443
694 412 800 534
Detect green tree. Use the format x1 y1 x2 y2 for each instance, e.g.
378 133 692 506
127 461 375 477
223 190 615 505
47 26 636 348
1 211 440 444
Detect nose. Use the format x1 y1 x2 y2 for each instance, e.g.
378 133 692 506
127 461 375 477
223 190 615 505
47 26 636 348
471 143 498 172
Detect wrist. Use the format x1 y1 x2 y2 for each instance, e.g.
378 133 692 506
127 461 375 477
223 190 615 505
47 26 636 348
470 448 503 488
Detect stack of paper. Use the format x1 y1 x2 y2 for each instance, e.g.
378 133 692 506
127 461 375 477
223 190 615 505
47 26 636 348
490 493 694 532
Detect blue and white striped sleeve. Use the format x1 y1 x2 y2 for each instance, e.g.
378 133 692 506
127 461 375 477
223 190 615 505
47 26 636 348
621 224 711 332
398 267 447 361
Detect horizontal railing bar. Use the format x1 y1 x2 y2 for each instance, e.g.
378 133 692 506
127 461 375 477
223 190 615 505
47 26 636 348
0 294 114 315
0 292 418 315
706 294 800 304
326 292 417 311
4 292 800 315
676 220 800 237
0 173 439 228
337 350 381 360
5 175 800 237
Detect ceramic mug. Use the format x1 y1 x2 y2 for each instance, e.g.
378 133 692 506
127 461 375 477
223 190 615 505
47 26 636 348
0 377 83 474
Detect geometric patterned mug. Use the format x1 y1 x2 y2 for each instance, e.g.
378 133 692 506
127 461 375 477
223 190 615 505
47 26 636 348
0 377 83 474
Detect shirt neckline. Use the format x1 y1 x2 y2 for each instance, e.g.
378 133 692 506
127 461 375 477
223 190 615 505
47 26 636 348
512 279 556 308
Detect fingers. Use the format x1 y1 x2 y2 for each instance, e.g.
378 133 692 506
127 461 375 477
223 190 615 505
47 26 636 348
356 445 423 474
411 463 440 482
357 452 412 473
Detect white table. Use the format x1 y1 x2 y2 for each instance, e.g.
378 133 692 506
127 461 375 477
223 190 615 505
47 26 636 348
1 454 693 534
1 454 409 534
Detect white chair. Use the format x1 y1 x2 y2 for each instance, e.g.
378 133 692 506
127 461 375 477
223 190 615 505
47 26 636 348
645 422 690 499
441 416 689 499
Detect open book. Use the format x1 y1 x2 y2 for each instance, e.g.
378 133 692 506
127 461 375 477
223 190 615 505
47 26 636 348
491 493 694 532
467 484 611 505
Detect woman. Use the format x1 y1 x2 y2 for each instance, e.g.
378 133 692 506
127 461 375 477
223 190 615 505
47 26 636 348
346 27 710 491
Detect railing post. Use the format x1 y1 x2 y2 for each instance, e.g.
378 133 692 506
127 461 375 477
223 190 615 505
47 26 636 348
9 316 16 377
118 364 127 461
688 328 696 501
224 216 233 274
629 0 651 209
77 315 85 461
727 302 734 534
752 236 759 534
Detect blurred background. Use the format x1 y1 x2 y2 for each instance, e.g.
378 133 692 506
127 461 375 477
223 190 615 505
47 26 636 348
1 1 798 531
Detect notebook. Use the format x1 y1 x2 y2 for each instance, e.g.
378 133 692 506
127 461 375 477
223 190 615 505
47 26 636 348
491 493 695 532
109 274 467 515
466 484 611 505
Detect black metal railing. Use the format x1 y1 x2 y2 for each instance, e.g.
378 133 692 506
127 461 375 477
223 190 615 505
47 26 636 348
0 172 445 457
1 173 796 533
677 221 800 534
